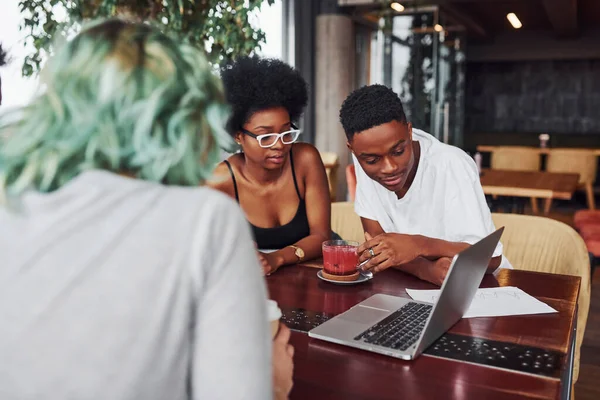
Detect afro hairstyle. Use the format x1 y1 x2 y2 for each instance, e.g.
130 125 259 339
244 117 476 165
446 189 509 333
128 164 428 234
220 56 308 136
0 43 8 67
339 84 407 141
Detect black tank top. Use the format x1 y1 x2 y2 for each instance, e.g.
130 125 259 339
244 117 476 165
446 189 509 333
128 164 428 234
224 149 311 250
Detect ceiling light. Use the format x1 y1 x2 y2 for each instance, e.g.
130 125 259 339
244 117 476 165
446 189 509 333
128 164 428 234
390 2 404 12
506 13 522 29
434 24 443 32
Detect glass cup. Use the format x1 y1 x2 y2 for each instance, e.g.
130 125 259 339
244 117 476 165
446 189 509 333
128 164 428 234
539 133 550 148
267 299 282 339
322 240 360 276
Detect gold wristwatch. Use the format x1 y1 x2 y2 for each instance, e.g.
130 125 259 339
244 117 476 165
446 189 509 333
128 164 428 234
288 245 305 261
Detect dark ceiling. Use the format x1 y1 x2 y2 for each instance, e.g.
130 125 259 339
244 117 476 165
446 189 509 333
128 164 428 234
437 0 600 40
346 0 600 40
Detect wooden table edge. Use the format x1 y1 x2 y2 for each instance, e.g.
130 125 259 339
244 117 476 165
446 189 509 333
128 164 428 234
476 145 600 156
481 186 574 200
481 185 556 199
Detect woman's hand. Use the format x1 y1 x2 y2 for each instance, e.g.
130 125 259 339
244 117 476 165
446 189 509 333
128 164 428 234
258 251 285 276
272 323 294 400
357 232 421 273
257 252 271 275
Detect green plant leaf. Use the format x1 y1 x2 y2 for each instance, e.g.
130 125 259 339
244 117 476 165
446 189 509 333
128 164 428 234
18 0 274 76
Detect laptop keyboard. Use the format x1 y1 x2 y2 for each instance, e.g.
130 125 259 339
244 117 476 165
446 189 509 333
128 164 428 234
280 307 334 332
424 333 563 378
354 302 433 351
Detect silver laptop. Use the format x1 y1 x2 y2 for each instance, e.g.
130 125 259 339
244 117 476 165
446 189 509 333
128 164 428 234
309 228 504 360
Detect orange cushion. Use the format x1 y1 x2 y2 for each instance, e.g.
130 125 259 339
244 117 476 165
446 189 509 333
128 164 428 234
585 236 600 257
579 224 600 240
574 210 600 229
346 164 357 202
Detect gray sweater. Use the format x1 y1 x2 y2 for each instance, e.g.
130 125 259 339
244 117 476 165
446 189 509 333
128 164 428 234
0 171 271 400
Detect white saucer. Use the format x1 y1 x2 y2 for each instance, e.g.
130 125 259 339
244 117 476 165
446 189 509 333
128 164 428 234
317 270 373 285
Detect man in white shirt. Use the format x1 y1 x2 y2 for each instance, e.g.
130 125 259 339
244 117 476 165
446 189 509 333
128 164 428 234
339 84 510 285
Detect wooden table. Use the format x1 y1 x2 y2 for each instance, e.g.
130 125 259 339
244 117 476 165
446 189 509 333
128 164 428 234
480 169 580 214
267 264 580 400
477 145 600 156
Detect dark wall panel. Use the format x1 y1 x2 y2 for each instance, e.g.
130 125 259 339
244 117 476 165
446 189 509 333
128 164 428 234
465 60 600 135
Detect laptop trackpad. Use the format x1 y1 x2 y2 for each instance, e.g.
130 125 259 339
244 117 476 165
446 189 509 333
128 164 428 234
340 306 389 326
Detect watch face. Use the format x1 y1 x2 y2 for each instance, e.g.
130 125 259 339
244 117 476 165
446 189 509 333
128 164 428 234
295 247 305 258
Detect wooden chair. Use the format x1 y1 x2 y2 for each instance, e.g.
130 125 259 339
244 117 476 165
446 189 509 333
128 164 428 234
546 149 597 212
491 146 542 171
320 151 340 202
491 146 543 213
492 213 591 383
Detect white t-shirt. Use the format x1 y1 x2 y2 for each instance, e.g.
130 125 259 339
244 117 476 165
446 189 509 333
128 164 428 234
0 170 272 400
354 129 511 270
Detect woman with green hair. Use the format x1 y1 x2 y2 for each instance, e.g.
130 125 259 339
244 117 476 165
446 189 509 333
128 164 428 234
0 19 292 400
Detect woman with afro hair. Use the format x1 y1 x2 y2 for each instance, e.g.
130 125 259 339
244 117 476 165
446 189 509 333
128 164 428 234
210 56 331 275
0 42 8 106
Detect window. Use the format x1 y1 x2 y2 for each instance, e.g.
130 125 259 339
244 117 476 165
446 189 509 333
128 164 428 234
254 0 284 59
0 0 284 109
0 0 38 108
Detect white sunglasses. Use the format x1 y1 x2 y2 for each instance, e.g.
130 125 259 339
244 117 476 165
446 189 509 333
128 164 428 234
241 124 302 148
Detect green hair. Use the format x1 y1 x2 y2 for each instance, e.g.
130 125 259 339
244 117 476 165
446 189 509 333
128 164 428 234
0 19 232 203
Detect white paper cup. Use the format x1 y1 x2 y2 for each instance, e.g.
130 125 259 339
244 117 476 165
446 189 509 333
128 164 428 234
267 299 282 338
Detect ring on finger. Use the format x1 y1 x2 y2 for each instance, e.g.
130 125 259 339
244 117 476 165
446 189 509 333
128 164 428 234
369 248 375 257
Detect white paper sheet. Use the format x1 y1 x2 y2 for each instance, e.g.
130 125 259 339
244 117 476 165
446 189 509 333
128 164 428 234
405 286 557 319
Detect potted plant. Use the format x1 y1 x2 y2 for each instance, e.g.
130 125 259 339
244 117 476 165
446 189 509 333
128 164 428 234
18 0 274 77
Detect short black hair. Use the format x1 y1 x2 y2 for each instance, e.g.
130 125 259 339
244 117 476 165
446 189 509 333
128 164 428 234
221 56 308 136
339 84 407 140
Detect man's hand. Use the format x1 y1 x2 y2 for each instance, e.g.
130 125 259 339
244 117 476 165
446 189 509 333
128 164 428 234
407 256 453 286
357 232 421 273
258 252 284 276
426 257 453 286
272 324 294 400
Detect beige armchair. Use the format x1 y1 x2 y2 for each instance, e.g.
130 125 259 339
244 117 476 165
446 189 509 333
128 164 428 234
492 213 591 383
331 202 364 243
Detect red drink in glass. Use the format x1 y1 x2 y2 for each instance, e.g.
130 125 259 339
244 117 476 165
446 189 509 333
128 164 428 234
322 240 359 276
